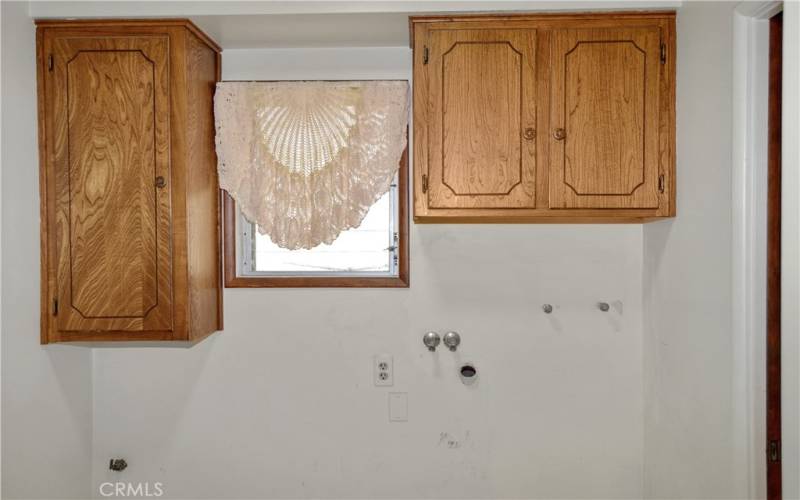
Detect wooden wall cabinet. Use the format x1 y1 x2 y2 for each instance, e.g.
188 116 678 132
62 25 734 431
36 20 223 343
411 12 676 222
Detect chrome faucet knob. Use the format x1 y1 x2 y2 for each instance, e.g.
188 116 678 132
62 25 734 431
442 331 461 351
423 332 441 352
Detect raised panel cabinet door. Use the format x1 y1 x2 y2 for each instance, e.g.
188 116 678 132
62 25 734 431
49 35 173 333
550 27 661 209
426 28 537 209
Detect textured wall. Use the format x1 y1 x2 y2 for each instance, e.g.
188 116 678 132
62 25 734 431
89 48 646 500
1 2 94 498
643 2 742 498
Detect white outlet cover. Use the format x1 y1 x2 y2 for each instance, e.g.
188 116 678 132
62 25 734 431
373 354 393 387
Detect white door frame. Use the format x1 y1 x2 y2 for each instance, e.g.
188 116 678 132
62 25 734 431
732 2 782 498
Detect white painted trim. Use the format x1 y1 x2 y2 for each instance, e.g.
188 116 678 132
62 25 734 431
780 2 800 496
732 2 777 498
736 1 783 19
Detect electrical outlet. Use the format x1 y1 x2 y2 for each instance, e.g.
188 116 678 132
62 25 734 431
373 355 393 386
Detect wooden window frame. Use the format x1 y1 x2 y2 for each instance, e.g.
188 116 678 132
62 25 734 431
222 148 409 288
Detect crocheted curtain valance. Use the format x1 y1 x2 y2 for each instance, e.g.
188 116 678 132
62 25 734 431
214 80 409 250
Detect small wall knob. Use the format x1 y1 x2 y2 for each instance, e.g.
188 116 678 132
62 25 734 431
542 304 553 314
423 332 441 352
442 331 461 352
597 302 610 312
553 128 566 141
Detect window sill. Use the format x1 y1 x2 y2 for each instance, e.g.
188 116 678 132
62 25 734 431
224 275 409 288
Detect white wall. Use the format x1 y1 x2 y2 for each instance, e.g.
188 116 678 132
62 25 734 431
642 2 743 498
89 47 646 499
0 2 94 498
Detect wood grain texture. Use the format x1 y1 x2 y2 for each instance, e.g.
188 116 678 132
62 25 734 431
67 50 159 317
52 35 173 333
427 28 536 209
37 20 222 343
550 26 660 209
767 11 782 500
34 18 221 53
184 30 223 339
223 147 410 288
408 10 678 47
658 15 677 217
411 12 676 222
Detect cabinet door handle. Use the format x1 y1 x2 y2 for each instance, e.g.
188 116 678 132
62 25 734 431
155 176 166 189
553 128 566 141
523 127 536 140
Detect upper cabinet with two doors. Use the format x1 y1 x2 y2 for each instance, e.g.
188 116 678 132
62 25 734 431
411 12 676 222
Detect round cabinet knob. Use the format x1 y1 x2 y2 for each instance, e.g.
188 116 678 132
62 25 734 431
442 331 461 352
523 127 536 140
423 332 441 352
155 176 167 189
553 128 566 141
597 302 610 312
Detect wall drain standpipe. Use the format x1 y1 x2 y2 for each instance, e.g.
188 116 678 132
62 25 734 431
459 363 478 386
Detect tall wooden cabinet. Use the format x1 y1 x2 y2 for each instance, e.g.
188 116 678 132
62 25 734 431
411 12 676 222
36 20 223 343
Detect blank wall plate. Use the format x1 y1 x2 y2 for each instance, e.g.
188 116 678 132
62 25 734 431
389 392 408 422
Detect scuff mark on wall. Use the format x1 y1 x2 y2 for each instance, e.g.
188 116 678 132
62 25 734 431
438 430 470 449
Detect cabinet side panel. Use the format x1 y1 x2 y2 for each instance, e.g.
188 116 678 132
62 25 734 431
184 30 221 340
168 28 190 340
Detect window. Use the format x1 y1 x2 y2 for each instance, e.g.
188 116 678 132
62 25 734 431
223 152 408 287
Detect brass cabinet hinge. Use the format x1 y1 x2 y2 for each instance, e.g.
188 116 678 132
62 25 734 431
52 298 58 316
660 43 667 65
421 174 429 193
423 46 429 65
48 54 54 71
658 174 666 193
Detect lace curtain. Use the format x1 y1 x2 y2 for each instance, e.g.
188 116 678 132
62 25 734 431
214 81 409 250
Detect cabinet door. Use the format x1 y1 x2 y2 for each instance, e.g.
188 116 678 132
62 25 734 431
49 35 173 332
549 27 661 209
426 28 537 209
